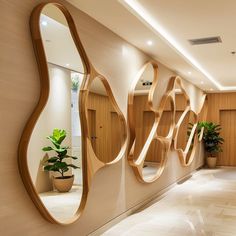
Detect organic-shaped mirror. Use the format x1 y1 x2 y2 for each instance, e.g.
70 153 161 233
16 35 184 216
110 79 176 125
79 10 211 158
18 3 90 224
171 76 208 166
19 2 127 224
172 77 198 166
84 76 127 175
128 61 175 183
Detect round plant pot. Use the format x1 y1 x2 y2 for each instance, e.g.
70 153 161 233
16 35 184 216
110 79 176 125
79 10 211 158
53 175 74 192
207 157 217 169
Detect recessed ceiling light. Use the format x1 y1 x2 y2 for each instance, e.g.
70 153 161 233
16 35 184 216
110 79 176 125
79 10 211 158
200 81 204 84
210 88 213 91
120 0 236 91
41 20 48 26
147 40 153 46
188 71 192 75
66 63 70 67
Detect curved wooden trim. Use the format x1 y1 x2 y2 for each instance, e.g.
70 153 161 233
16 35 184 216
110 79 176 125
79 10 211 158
128 71 206 181
128 61 175 183
174 110 198 166
128 61 159 154
197 94 208 142
18 2 128 224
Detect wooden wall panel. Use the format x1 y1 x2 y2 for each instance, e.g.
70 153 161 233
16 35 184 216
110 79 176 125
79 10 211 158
207 93 236 166
219 110 236 166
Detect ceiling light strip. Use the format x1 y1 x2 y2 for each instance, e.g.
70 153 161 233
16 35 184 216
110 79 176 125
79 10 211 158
120 0 236 91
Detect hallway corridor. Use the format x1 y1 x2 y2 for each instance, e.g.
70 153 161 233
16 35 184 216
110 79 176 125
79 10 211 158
103 168 236 236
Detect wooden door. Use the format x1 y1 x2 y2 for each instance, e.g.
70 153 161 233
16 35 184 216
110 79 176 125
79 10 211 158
219 110 236 166
88 109 96 152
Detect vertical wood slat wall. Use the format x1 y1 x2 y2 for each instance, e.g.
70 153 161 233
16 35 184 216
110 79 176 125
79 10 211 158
207 93 236 166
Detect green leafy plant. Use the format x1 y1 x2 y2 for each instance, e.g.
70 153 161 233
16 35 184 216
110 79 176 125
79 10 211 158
71 76 79 91
42 129 79 178
198 121 224 156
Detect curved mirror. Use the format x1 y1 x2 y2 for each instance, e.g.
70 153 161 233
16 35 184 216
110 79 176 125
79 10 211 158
132 63 156 161
27 4 85 223
175 85 189 124
87 77 125 163
176 110 196 151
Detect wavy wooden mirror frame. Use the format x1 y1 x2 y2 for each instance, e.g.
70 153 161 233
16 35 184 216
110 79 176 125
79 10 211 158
172 76 207 166
128 67 207 182
18 2 127 225
128 61 176 183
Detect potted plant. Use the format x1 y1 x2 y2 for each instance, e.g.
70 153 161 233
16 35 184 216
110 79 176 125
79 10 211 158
42 128 79 192
198 122 224 168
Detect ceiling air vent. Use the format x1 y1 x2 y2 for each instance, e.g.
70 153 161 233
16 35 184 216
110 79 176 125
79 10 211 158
189 36 222 45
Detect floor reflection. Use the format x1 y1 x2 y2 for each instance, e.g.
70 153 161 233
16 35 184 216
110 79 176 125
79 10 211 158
39 185 82 221
103 168 236 236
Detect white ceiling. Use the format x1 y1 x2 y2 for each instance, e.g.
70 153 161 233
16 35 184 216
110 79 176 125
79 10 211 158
40 5 84 73
67 0 236 92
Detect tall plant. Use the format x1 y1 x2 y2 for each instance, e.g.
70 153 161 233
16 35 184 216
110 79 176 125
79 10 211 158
198 122 224 156
42 129 78 178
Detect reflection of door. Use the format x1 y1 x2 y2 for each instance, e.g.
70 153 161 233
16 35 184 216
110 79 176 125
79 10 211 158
110 112 122 159
219 110 236 166
88 109 96 152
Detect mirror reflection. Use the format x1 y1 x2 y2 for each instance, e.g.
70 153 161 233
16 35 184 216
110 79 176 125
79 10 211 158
142 96 173 180
142 139 164 182
87 78 125 163
176 110 196 152
132 64 155 161
27 4 85 223
175 86 189 124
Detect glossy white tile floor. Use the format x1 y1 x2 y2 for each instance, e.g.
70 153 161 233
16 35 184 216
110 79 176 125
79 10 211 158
103 168 236 236
39 185 82 221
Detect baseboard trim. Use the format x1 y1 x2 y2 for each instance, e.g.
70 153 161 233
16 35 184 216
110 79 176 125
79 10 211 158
88 166 203 236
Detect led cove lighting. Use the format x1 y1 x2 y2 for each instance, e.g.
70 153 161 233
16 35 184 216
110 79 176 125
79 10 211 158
120 0 236 91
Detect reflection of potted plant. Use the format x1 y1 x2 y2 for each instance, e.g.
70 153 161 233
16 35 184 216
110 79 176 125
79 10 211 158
198 122 224 168
71 76 79 92
42 129 79 192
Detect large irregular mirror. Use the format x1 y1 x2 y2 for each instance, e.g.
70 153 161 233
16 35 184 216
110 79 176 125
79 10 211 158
86 77 126 165
128 61 175 183
19 2 127 224
18 3 90 224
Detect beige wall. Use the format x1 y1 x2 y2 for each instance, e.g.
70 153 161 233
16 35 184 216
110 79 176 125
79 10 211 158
28 64 72 193
0 0 204 235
